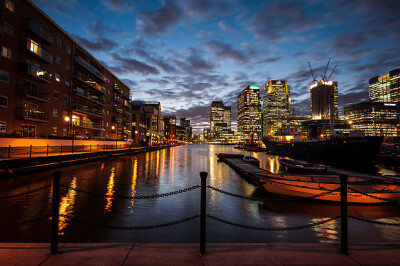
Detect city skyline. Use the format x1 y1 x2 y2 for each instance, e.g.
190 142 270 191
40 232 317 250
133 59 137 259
31 0 400 133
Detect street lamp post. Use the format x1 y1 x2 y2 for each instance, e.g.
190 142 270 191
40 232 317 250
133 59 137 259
64 116 74 154
111 125 117 149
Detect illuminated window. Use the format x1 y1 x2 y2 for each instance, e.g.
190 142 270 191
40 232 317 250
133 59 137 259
53 108 58 117
55 73 60 82
0 122 6 132
1 46 12 59
5 0 15 12
51 127 57 136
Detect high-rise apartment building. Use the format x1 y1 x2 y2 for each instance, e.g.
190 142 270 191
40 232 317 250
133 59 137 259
180 117 192 141
310 80 338 120
263 80 291 136
210 101 231 140
369 68 400 102
237 84 261 140
163 115 176 141
0 0 131 140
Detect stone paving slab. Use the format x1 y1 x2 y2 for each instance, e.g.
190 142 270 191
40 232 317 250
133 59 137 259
0 242 399 265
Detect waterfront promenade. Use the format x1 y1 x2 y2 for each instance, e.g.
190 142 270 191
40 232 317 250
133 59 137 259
1 242 399 265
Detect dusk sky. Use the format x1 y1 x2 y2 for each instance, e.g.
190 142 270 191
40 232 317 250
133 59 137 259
32 0 400 134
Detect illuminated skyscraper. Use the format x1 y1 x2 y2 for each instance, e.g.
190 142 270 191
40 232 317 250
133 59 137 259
369 68 400 102
237 84 262 140
210 101 231 140
310 80 338 120
263 80 291 136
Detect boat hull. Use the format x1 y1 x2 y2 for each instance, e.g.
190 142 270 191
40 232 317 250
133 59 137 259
262 136 383 162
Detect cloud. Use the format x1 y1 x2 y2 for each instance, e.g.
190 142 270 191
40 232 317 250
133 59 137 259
203 40 247 63
73 35 118 51
109 54 159 75
137 2 182 35
31 0 77 16
101 0 134 12
218 20 232 31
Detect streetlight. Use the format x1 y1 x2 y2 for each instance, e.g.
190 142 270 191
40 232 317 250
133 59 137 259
134 130 138 147
111 125 117 148
64 116 74 154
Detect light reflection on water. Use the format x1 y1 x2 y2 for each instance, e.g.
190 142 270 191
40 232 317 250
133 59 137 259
0 144 399 243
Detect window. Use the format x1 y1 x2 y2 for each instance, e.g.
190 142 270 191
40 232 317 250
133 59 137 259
0 71 10 83
51 127 57 136
66 46 71 54
63 128 68 136
54 91 59 99
55 73 60 82
64 95 69 103
5 0 15 12
56 55 61 64
53 108 58 117
1 46 12 59
21 125 36 138
65 79 70 86
0 96 8 107
66 63 70 70
0 122 6 132
57 38 62 47
3 22 14 36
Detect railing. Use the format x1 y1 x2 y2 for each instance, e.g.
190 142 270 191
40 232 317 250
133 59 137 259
72 102 105 118
21 85 50 102
114 85 123 94
73 71 106 94
0 172 398 255
25 40 52 63
113 106 122 114
21 61 52 82
113 95 123 104
73 120 104 130
74 56 108 83
16 108 49 122
26 18 54 44
113 116 122 124
73 87 106 105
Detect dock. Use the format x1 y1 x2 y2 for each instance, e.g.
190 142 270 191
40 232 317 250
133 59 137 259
219 157 270 185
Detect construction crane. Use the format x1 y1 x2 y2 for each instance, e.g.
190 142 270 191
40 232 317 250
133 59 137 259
308 61 317 82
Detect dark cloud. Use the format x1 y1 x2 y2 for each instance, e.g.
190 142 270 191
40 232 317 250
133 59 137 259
121 78 138 88
203 40 247 63
109 54 159 75
179 0 212 16
339 91 369 108
137 2 182 35
134 49 178 73
73 35 118 51
101 0 134 12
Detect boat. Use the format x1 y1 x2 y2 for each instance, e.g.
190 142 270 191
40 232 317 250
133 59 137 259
243 156 260 166
262 136 384 162
278 157 328 174
261 178 400 204
216 153 244 159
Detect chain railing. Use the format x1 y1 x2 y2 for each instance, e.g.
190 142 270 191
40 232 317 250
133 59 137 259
0 171 398 256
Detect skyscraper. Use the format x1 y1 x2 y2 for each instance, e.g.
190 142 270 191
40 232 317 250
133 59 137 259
369 68 400 103
310 80 338 120
180 118 192 141
210 101 231 140
237 84 261 140
263 80 291 136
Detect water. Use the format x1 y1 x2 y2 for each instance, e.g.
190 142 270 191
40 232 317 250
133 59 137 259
0 144 399 243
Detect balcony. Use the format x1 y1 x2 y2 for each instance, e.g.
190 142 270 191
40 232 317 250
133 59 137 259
114 95 123 104
25 40 52 63
123 110 132 117
114 85 123 94
20 62 52 83
123 120 130 127
17 108 49 122
123 100 131 109
113 116 123 124
113 106 122 114
74 56 108 83
74 120 104 130
21 85 50 102
74 72 107 94
72 102 105 118
26 19 54 44
73 87 106 106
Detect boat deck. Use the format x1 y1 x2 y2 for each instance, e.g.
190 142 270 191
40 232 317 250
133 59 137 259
219 157 270 185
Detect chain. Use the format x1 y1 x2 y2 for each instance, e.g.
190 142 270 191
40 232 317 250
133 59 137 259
0 184 52 201
207 185 340 201
60 184 200 199
349 216 400 226
207 214 340 231
347 187 398 203
60 214 199 230
0 215 50 229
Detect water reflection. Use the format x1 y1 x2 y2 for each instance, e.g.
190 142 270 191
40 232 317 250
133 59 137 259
311 218 339 243
104 167 116 212
58 177 77 235
129 158 138 213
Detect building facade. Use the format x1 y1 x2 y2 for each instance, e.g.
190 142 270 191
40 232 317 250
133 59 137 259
237 84 261 140
180 117 192 141
0 0 131 140
210 101 231 140
163 115 176 142
131 101 163 145
369 68 400 103
263 80 291 136
310 80 338 120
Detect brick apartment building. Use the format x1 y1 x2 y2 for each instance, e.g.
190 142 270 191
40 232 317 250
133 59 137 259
0 0 132 141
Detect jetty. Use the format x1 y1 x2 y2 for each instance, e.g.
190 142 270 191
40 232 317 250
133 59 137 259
218 157 269 185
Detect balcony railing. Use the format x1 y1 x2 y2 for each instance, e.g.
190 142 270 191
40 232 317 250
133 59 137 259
22 85 50 102
74 72 107 94
114 86 123 94
74 120 104 130
74 56 108 83
114 96 123 104
21 62 52 83
72 102 105 118
124 100 131 109
123 120 130 127
26 19 54 44
73 87 106 106
25 40 52 63
123 110 132 117
17 108 49 122
113 116 123 124
113 106 123 114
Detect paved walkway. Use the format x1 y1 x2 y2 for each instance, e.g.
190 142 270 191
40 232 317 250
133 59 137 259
1 242 399 265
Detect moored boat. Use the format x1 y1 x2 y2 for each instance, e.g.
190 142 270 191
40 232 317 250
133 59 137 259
243 156 260 166
216 153 244 159
278 157 328 174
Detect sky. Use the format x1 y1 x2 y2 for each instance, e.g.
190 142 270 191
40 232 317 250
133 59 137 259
32 0 400 134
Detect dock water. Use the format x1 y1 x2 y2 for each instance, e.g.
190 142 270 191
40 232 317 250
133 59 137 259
219 157 270 185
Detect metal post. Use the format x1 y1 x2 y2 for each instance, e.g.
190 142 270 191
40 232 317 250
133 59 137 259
340 173 348 255
47 144 49 156
30 145 32 157
90 144 92 152
60 145 63 155
200 171 208 255
8 145 10 159
51 170 61 254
